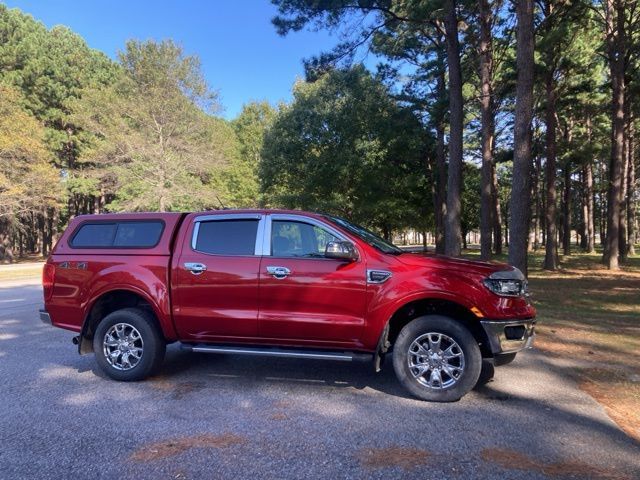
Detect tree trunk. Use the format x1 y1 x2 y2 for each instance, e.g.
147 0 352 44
580 197 589 252
562 163 572 256
585 118 596 253
580 178 588 252
599 159 607 246
562 118 573 256
444 0 464 256
603 0 625 270
435 122 447 254
584 163 596 253
628 144 636 255
434 55 447 255
504 210 509 247
619 99 631 262
479 0 494 260
491 161 503 254
509 0 535 274
533 156 542 251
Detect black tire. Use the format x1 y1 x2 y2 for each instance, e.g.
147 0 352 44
93 307 165 381
393 315 482 402
494 352 517 367
475 359 496 387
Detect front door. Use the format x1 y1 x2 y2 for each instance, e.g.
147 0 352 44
258 215 367 346
173 214 264 341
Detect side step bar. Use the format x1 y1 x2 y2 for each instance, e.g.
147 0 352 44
180 343 373 363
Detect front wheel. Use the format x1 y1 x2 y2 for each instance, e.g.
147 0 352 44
93 308 166 381
393 315 482 402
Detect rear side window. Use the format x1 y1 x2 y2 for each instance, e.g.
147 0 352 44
71 221 164 248
113 222 164 247
194 220 258 255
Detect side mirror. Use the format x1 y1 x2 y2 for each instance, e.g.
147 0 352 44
325 241 358 261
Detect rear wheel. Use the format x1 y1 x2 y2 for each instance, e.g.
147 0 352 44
393 315 482 402
93 308 165 381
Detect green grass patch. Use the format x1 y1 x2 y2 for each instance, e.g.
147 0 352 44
0 263 43 282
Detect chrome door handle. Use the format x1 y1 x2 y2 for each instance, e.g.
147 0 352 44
266 266 291 279
184 262 207 275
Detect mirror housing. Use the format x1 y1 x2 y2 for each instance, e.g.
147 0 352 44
325 241 358 261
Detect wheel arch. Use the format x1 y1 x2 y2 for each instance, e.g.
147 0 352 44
78 288 169 354
383 297 493 358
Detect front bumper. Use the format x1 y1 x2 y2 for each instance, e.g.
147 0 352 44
39 308 52 325
480 319 536 355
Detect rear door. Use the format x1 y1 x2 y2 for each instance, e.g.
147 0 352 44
258 214 367 346
172 213 265 341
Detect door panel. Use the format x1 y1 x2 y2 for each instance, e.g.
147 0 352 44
173 215 262 341
258 217 367 343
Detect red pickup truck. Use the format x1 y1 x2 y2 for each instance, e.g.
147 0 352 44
41 210 536 402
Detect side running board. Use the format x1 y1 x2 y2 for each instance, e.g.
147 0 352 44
180 343 373 363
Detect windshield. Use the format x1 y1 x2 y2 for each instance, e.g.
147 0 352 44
325 215 403 255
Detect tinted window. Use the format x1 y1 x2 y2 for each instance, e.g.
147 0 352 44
114 222 164 247
71 223 117 247
71 221 164 248
195 220 258 255
271 221 338 258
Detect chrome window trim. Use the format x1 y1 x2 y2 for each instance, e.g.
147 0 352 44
191 222 200 250
191 213 266 256
261 214 272 256
255 216 267 256
193 213 263 223
264 213 353 257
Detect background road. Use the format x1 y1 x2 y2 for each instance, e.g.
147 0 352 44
0 280 638 479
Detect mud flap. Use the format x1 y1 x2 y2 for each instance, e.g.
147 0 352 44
374 322 391 373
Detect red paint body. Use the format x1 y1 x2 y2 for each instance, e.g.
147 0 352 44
44 210 536 352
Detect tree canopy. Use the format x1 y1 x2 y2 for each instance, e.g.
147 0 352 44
261 66 431 236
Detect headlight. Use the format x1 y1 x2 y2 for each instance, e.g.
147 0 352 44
483 268 527 297
483 279 526 297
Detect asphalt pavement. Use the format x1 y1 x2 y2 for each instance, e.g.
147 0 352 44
0 279 638 479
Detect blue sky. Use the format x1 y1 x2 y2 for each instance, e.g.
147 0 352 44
3 0 347 119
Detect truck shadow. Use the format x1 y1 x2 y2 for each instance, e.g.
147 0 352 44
142 344 414 399
101 345 526 403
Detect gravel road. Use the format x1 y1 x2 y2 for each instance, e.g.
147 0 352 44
0 280 638 479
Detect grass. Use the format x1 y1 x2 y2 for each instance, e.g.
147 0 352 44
0 261 44 282
464 248 640 441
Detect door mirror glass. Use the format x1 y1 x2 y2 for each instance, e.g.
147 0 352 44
324 241 358 261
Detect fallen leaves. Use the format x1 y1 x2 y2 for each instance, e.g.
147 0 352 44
130 433 246 462
481 448 629 480
356 446 430 470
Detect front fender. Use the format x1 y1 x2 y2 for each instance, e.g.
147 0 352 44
361 269 488 349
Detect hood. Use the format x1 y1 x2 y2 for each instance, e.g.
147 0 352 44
396 252 512 278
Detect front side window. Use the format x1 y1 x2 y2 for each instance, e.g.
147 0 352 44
194 219 258 255
271 220 338 258
325 215 403 254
